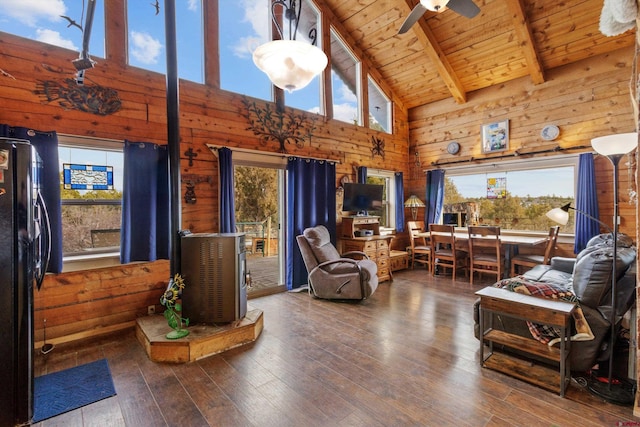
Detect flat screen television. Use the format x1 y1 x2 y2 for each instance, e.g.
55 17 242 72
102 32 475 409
342 183 383 215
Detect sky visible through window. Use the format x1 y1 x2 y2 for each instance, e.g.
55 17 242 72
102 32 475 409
448 167 575 199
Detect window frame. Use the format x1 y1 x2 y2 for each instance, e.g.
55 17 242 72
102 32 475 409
366 169 397 229
58 134 124 261
367 76 392 133
442 154 579 232
330 28 362 126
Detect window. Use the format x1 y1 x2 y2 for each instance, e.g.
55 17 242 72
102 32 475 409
127 0 204 83
58 136 123 256
330 29 360 125
368 76 391 133
285 0 324 113
0 0 105 58
366 170 397 229
443 157 577 232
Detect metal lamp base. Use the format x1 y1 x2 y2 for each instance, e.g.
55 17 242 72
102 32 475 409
587 376 635 406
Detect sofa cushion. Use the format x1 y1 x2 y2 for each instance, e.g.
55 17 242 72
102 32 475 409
304 225 340 263
522 265 572 288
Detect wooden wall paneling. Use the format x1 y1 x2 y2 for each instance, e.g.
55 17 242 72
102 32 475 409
33 261 170 345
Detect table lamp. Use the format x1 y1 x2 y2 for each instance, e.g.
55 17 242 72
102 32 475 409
404 195 425 221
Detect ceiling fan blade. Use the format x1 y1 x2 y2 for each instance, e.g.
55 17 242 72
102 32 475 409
398 3 428 34
446 0 480 18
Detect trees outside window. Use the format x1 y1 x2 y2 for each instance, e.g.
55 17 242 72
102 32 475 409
444 162 575 232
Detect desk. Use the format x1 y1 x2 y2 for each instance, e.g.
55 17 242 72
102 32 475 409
418 230 546 277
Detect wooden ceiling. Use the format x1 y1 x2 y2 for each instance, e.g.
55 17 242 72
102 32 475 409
321 0 637 110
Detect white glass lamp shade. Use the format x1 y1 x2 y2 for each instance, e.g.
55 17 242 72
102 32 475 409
253 40 328 93
420 0 451 12
546 207 569 225
591 132 637 156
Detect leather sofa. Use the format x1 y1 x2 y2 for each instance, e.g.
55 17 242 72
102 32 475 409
474 233 637 373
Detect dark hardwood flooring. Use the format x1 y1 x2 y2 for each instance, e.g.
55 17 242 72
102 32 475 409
33 268 636 426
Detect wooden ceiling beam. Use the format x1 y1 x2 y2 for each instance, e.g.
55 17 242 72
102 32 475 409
401 1 467 104
506 0 545 84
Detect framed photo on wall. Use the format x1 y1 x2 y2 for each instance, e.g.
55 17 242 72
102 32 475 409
482 120 509 153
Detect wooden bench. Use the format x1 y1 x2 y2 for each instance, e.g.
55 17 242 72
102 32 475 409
476 286 576 396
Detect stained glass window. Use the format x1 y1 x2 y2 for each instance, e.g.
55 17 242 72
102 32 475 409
63 163 114 190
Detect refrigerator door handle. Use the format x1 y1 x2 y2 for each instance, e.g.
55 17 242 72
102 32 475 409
35 190 51 290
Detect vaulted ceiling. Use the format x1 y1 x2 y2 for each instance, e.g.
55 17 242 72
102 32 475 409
322 0 636 111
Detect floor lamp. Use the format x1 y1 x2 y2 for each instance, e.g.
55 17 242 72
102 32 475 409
548 133 636 404
589 132 637 405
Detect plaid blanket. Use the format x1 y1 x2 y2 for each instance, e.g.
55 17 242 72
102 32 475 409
493 276 594 347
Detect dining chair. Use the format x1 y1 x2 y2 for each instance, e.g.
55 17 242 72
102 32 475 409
429 223 467 280
510 225 560 276
407 220 431 272
467 226 502 285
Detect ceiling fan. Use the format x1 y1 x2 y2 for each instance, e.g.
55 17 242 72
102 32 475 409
398 0 480 34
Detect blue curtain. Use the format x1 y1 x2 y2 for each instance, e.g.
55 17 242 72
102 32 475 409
120 141 170 263
357 166 367 183
218 147 236 233
286 157 336 290
574 153 600 253
425 169 445 225
394 172 405 232
0 125 63 273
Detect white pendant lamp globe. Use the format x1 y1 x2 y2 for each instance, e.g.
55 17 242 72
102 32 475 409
253 40 327 93
253 0 328 93
420 0 451 12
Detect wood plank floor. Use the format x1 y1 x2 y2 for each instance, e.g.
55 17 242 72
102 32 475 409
33 268 636 426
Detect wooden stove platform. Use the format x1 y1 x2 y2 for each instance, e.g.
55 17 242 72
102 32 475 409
136 308 263 363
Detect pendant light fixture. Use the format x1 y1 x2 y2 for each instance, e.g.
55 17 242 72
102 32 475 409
252 0 328 93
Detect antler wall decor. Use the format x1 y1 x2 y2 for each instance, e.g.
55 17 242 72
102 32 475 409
241 96 318 153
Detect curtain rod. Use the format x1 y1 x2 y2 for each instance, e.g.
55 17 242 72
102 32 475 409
428 144 591 168
206 144 341 164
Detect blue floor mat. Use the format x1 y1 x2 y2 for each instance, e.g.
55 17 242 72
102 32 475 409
33 358 117 423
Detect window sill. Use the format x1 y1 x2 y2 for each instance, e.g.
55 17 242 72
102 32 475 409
62 252 121 273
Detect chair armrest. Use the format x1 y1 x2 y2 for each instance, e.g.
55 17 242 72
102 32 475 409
313 258 359 272
341 251 370 260
549 256 576 274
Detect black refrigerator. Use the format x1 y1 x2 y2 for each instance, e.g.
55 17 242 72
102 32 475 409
0 138 50 426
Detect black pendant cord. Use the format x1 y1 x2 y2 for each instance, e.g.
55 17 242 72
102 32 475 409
165 0 181 277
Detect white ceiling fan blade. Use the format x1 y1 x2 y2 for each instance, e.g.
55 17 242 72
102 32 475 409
446 0 480 18
398 3 428 34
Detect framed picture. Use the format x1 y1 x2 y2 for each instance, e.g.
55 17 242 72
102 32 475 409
482 120 509 153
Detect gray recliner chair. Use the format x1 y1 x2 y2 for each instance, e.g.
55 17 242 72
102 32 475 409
296 225 378 300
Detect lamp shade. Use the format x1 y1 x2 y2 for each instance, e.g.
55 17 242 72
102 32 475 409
546 206 570 225
404 195 426 208
590 132 637 156
252 40 328 93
